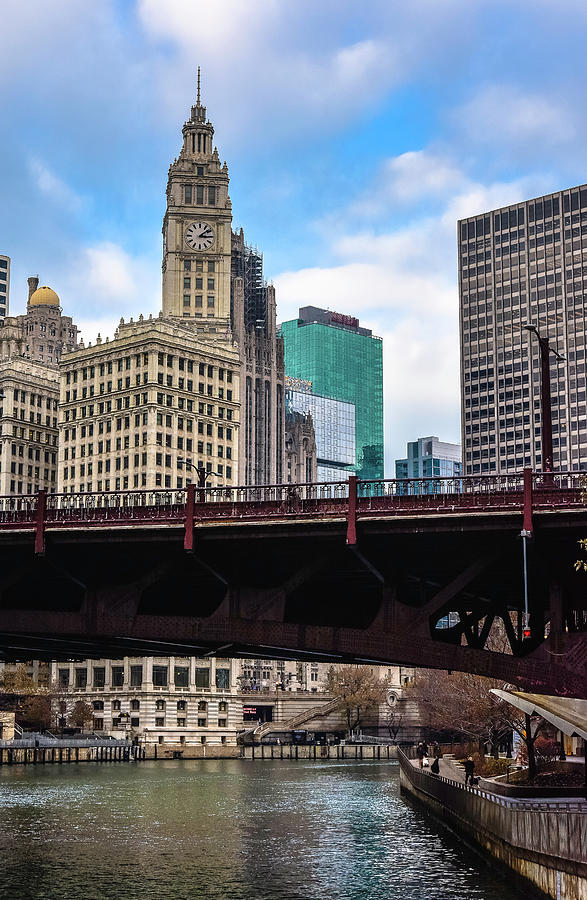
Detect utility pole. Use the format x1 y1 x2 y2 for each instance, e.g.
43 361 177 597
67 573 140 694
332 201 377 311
523 325 564 473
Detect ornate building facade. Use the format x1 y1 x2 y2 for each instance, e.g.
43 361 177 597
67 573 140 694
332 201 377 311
231 229 285 484
0 278 78 495
58 316 239 492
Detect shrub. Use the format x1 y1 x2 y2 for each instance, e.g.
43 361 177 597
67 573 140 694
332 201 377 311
517 736 561 768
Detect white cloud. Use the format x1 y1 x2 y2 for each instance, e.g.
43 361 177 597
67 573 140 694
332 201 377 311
61 241 161 343
347 151 467 219
456 85 574 147
276 165 554 471
28 158 83 212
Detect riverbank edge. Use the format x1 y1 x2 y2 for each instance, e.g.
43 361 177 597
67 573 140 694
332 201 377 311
398 756 586 900
0 742 399 764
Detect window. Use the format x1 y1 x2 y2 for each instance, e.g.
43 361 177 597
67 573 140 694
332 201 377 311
153 665 168 687
130 665 143 687
92 700 104 711
174 666 189 688
218 719 227 727
93 667 106 688
155 717 165 727
198 718 207 727
111 666 124 687
131 717 140 728
198 700 207 712
177 718 186 727
58 669 70 688
177 700 187 711
75 669 87 688
155 699 166 711
216 668 230 690
112 700 121 711
130 699 140 711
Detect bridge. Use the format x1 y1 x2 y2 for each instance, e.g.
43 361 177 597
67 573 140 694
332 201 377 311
0 469 585 696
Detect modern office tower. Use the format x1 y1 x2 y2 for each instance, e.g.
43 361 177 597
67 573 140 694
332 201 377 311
280 307 384 479
0 278 78 495
459 184 587 474
0 256 10 319
58 316 239 493
286 377 354 481
231 229 285 485
395 436 462 480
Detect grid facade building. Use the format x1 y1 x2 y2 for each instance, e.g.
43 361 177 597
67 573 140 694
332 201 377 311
0 256 9 319
280 307 384 479
459 184 587 474
286 381 355 481
58 317 239 493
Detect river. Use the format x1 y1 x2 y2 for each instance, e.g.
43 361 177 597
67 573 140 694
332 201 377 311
0 758 526 900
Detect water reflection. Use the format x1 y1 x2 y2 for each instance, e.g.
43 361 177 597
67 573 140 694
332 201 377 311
0 759 522 900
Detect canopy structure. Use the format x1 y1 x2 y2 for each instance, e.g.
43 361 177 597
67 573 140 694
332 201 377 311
490 690 587 741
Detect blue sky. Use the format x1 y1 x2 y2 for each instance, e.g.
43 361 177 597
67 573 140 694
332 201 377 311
2 0 587 473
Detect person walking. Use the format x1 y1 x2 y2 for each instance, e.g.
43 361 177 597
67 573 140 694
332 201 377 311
464 756 475 787
417 742 425 768
431 755 440 775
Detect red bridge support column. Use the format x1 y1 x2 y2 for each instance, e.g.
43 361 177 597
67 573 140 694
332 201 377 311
522 467 533 536
184 483 195 553
34 489 46 556
346 476 357 546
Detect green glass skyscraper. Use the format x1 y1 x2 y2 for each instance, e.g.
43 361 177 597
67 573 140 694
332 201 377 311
280 307 384 479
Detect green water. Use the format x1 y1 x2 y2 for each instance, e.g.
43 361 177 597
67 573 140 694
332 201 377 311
0 759 528 899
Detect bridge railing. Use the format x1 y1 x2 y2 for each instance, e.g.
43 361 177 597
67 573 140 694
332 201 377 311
0 470 584 529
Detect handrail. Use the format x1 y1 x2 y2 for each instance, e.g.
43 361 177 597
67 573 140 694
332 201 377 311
0 469 583 545
397 746 586 812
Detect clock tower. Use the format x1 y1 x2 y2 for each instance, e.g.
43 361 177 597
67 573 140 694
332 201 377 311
162 70 232 328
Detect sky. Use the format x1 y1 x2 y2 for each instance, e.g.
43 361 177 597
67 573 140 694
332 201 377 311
2 0 587 474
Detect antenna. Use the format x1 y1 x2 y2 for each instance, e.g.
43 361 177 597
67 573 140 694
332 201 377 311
197 67 201 104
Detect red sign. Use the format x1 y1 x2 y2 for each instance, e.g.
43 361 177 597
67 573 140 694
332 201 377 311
330 312 359 329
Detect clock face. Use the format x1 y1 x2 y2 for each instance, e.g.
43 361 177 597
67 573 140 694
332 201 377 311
185 221 215 251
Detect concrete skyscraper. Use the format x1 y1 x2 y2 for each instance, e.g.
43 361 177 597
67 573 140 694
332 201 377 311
459 184 587 475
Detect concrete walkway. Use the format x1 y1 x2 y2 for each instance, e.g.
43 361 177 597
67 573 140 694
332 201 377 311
410 755 587 808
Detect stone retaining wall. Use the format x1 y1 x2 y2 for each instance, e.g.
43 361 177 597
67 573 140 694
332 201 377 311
398 749 586 900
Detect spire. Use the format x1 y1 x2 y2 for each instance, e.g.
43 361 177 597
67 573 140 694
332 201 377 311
190 66 206 123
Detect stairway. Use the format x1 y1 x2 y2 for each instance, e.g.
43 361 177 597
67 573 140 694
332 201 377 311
254 696 342 741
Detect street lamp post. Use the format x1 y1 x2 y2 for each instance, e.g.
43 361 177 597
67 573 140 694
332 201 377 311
177 458 221 501
523 325 564 474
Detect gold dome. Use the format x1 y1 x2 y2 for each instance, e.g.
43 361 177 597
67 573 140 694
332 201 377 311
29 286 60 307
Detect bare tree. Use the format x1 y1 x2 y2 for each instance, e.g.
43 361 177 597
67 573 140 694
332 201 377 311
325 665 389 733
69 700 94 731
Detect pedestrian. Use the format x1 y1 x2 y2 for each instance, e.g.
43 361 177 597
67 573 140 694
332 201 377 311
464 755 475 787
422 740 429 757
417 742 425 768
431 756 440 775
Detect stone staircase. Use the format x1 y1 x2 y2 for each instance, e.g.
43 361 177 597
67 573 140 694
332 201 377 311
253 696 342 741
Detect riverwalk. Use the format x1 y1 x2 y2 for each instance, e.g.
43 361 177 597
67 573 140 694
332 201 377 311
400 748 586 900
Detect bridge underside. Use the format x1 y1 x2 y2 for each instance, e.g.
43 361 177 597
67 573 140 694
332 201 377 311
0 510 585 696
